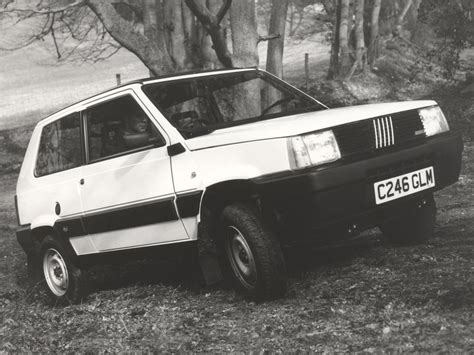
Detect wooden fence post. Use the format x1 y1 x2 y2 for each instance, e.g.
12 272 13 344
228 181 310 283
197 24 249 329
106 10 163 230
305 53 309 91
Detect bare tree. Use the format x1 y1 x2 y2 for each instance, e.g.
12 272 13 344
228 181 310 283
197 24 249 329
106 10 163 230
345 0 365 80
184 0 234 67
229 0 259 67
287 0 305 36
324 0 340 79
0 1 121 62
368 0 381 67
338 0 351 78
393 0 412 37
266 0 289 78
1 0 230 74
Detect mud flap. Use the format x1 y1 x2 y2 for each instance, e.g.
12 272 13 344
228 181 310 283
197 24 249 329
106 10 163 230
198 250 223 286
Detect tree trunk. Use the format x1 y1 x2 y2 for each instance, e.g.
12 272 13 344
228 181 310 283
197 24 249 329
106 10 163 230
199 0 222 69
87 0 175 76
164 0 188 70
185 0 234 68
368 0 381 67
346 0 365 80
230 0 258 67
288 2 295 36
266 0 289 78
265 0 289 109
230 0 260 118
394 0 412 37
182 0 199 68
327 0 340 79
338 0 351 78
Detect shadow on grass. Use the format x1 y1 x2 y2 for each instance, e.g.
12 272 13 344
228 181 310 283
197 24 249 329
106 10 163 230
284 231 384 275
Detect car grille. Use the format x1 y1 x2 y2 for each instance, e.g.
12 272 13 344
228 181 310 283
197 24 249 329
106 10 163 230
334 109 426 159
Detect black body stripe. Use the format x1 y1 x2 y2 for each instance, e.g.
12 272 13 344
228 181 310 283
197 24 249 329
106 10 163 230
176 191 203 218
54 198 179 237
83 198 178 234
55 217 86 239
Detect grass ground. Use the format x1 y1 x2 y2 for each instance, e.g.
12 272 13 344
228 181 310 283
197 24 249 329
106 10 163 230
0 92 472 351
0 144 472 351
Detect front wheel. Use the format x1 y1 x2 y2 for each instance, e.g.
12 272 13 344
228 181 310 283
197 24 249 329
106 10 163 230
220 203 287 301
380 194 437 245
40 235 86 304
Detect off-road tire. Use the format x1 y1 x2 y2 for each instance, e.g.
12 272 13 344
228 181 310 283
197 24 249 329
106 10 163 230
380 194 437 245
40 235 86 305
220 203 287 301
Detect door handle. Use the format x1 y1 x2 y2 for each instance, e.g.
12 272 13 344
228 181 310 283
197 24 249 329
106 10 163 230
79 178 85 185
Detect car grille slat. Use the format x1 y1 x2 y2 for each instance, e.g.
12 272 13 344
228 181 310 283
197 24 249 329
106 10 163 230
334 109 425 159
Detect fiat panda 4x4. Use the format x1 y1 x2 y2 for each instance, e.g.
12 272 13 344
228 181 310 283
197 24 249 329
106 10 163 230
15 68 463 303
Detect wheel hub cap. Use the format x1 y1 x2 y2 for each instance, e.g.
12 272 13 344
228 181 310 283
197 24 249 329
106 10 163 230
43 248 69 296
226 226 257 288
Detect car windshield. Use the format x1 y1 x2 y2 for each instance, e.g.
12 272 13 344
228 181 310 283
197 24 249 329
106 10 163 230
142 70 326 138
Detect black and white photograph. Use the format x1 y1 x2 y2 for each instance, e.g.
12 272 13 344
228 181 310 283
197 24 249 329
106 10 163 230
0 0 472 352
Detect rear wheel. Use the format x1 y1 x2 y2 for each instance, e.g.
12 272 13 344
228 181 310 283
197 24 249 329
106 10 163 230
40 235 86 304
380 194 437 245
220 203 287 301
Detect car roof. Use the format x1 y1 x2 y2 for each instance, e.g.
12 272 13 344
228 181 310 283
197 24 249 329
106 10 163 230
38 67 258 125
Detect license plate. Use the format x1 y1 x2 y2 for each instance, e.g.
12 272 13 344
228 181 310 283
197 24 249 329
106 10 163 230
374 166 435 205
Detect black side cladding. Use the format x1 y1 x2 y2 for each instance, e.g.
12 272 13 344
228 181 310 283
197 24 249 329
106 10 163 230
176 191 203 218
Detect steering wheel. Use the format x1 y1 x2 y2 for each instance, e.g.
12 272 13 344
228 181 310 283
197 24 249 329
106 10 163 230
260 97 297 116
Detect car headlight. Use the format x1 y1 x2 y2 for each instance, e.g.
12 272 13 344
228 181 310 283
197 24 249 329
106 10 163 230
418 106 449 137
287 130 341 170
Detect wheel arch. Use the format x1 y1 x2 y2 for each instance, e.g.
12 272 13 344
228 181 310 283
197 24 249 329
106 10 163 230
200 179 260 218
31 225 56 243
30 223 79 261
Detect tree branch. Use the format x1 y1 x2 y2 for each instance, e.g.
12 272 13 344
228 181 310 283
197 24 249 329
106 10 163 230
216 0 231 24
85 0 174 75
258 33 280 44
184 0 215 28
185 0 234 68
50 13 62 59
1 0 84 14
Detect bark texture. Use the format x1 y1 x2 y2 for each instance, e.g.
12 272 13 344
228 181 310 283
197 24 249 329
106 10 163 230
327 0 340 79
368 0 381 67
394 0 413 37
338 0 351 78
185 0 234 68
346 0 366 80
86 0 174 75
230 0 259 68
266 0 289 78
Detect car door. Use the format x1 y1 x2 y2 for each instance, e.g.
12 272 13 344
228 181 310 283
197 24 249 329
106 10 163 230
77 91 189 254
24 112 85 239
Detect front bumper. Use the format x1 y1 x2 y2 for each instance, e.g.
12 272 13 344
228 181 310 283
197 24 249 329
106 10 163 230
253 132 463 240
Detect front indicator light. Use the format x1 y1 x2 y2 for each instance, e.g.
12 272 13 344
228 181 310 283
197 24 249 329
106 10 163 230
288 130 341 170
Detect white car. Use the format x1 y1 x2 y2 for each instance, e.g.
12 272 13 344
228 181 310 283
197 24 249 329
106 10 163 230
15 68 463 303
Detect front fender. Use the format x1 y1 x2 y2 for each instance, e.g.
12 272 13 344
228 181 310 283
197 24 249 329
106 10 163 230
30 214 57 230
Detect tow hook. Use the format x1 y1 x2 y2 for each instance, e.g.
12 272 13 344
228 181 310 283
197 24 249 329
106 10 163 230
348 224 358 234
417 199 428 209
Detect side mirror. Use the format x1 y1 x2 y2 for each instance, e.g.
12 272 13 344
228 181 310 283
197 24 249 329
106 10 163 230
167 143 186 156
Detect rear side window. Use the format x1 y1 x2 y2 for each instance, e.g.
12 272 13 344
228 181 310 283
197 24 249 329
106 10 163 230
35 113 82 177
85 95 165 162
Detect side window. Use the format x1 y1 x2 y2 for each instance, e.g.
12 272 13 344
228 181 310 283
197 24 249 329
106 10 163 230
85 95 165 162
35 113 82 177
